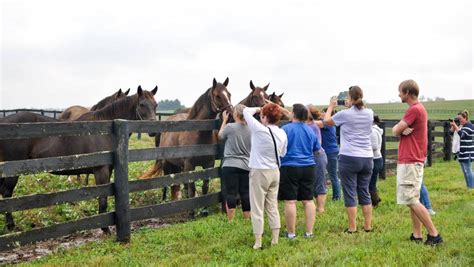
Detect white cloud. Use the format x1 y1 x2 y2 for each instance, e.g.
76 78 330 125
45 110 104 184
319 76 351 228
1 0 472 109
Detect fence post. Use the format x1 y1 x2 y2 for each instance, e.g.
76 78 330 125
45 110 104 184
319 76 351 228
113 119 131 243
427 120 433 167
443 121 452 161
380 121 386 179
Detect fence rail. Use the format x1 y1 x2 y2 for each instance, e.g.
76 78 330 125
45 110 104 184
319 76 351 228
0 109 175 121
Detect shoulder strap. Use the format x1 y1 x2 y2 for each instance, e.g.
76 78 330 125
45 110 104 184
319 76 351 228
267 126 280 167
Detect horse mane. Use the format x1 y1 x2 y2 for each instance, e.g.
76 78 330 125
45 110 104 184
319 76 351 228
187 88 214 120
90 94 116 111
239 92 252 106
77 94 138 121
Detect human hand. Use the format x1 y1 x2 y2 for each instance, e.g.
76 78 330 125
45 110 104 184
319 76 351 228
222 110 230 122
329 96 337 108
402 127 414 135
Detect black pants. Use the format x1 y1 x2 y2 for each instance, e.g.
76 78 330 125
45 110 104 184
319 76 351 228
221 167 250 211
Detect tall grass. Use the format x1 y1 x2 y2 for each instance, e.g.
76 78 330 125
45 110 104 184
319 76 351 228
24 159 474 266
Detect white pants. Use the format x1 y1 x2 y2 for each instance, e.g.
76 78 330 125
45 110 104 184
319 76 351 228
249 168 281 235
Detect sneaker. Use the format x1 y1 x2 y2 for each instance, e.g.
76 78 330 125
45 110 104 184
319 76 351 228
427 209 436 216
425 234 443 246
303 232 314 239
409 233 423 243
285 232 297 240
343 228 357 234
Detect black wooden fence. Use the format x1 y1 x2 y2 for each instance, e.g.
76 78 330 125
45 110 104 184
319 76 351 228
0 119 221 250
0 111 454 251
377 120 452 178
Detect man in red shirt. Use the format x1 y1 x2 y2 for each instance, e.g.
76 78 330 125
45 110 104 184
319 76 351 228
393 80 443 246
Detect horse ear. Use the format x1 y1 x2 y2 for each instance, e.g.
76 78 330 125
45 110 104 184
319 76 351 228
223 77 229 87
250 80 255 90
271 92 276 97
151 86 158 95
278 93 284 98
116 88 123 98
137 85 143 96
263 83 270 91
212 78 217 89
124 88 131 95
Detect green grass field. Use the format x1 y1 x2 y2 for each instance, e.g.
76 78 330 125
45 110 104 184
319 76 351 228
21 159 474 266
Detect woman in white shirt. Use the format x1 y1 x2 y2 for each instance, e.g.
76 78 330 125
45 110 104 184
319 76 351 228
323 86 374 233
243 102 288 249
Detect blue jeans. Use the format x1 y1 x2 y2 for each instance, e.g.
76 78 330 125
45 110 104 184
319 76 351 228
369 157 383 193
460 159 474 188
326 152 341 200
419 183 432 210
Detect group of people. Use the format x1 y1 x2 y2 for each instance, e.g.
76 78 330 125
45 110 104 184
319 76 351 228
217 79 471 249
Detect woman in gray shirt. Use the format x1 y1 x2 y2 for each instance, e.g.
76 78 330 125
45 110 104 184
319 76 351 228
218 104 252 221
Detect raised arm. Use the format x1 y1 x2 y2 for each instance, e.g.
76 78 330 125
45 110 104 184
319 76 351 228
217 110 230 140
243 107 266 132
323 96 337 126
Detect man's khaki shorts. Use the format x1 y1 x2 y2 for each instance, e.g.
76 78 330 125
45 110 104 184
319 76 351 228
396 163 424 205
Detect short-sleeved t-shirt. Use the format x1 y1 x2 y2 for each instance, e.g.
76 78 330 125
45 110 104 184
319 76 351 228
320 125 339 154
281 122 320 167
332 106 374 158
398 102 427 163
219 122 251 170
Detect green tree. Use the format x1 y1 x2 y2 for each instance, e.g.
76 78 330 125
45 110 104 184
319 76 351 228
157 99 185 111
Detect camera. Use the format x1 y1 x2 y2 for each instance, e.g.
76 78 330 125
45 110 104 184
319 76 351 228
337 99 346 106
449 118 460 124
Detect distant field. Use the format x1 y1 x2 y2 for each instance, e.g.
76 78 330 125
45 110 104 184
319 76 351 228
314 99 473 120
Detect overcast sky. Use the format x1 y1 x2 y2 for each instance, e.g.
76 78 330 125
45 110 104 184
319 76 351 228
1 0 472 110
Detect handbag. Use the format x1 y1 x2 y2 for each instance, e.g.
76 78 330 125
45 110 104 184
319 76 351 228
267 127 280 167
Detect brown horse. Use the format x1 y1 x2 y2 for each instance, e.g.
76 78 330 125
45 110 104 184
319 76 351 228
140 78 233 200
0 86 158 232
58 88 130 120
268 92 285 107
239 80 269 107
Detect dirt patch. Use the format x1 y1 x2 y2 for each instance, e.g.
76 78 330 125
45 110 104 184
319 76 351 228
0 218 179 265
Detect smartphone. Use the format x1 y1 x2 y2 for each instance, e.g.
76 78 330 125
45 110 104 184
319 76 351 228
337 99 346 106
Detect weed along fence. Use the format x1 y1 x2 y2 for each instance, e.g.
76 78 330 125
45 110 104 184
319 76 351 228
0 119 221 250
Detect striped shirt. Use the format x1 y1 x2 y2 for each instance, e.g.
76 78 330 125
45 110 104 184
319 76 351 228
457 121 474 162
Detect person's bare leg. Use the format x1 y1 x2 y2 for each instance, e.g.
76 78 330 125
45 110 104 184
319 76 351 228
410 208 423 238
243 211 251 219
347 206 357 232
409 203 439 236
284 200 297 235
361 204 372 230
303 200 316 234
316 194 327 213
226 208 235 221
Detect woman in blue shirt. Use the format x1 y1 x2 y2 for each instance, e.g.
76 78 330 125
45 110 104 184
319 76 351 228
280 104 321 239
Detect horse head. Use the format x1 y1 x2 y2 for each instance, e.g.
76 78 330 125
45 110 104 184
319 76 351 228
248 80 270 107
135 85 158 120
115 88 131 100
269 91 285 107
210 77 233 115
